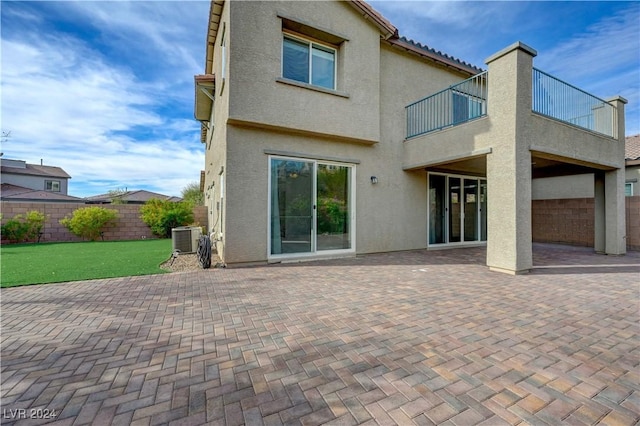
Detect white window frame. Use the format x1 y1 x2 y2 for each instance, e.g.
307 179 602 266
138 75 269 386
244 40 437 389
267 155 356 261
281 33 337 91
625 182 634 197
45 180 60 192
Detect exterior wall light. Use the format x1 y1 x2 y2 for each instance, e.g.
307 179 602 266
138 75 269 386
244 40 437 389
370 176 378 184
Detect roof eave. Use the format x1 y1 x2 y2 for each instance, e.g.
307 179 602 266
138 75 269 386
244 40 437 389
387 38 481 76
346 0 398 39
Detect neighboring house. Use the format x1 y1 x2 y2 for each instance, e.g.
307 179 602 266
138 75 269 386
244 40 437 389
194 0 627 274
0 183 84 203
1 158 71 195
625 134 640 197
85 190 182 204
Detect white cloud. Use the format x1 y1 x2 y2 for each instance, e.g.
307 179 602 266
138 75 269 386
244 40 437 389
535 3 640 135
1 2 208 197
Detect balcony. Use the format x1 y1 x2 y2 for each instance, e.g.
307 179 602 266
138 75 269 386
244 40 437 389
532 68 617 139
406 72 488 139
406 68 618 140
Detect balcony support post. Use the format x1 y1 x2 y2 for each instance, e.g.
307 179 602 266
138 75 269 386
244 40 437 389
484 42 537 274
594 172 606 253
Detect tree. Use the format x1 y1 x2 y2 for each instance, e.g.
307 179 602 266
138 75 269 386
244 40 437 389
181 182 204 206
107 188 128 204
140 199 194 238
1 130 10 157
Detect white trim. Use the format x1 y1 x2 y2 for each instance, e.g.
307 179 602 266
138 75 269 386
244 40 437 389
282 33 337 91
267 155 356 261
625 182 634 197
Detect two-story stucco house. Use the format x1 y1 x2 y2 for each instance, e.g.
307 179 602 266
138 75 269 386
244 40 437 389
194 0 627 274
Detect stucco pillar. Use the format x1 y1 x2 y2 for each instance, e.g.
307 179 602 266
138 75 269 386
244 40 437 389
605 169 626 254
594 172 605 253
484 42 537 274
605 96 628 255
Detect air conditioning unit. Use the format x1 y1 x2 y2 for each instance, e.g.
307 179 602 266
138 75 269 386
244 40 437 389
171 226 202 253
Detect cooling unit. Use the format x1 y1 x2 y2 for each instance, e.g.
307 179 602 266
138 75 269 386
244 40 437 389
171 226 202 253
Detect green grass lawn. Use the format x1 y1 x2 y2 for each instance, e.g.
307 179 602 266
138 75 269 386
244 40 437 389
1 239 173 287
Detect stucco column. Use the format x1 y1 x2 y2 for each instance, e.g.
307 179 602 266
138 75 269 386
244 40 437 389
605 96 628 255
484 42 537 274
594 172 605 253
605 169 626 254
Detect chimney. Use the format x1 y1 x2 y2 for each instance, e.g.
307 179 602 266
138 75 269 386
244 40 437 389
40 159 43 165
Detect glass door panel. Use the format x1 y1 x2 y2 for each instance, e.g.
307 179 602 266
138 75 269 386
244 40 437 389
480 180 487 241
316 164 351 251
429 175 446 244
270 159 314 254
449 177 461 243
463 179 478 241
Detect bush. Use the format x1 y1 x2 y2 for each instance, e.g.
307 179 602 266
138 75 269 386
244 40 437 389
140 199 194 238
1 211 47 243
60 207 118 241
24 211 46 241
1 217 29 243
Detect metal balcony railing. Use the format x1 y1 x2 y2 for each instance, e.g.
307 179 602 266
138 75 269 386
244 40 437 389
532 68 616 138
406 71 488 139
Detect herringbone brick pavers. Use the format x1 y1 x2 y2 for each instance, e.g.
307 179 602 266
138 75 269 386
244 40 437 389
1 244 639 425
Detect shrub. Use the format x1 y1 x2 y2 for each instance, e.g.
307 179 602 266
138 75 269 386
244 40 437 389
60 207 118 241
140 199 194 238
1 216 29 243
24 210 47 241
1 210 48 243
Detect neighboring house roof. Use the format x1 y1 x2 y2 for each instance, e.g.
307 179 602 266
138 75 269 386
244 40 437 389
626 134 640 161
1 162 71 179
0 183 83 202
203 0 481 77
85 190 182 204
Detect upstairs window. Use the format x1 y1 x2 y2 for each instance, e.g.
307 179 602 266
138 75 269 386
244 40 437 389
45 180 60 192
283 35 336 90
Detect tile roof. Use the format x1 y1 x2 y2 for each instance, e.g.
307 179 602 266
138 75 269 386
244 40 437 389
0 183 83 202
1 163 71 179
85 190 182 203
626 134 640 161
389 36 484 75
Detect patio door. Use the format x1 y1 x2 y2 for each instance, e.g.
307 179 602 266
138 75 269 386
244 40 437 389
269 157 354 258
428 173 487 246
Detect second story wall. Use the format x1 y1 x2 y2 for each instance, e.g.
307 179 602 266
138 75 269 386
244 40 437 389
1 173 69 195
228 0 382 143
379 43 472 146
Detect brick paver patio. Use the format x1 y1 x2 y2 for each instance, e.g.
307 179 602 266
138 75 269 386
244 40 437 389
1 244 639 425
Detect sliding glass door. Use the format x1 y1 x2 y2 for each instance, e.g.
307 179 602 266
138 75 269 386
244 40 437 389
428 173 487 246
270 157 354 258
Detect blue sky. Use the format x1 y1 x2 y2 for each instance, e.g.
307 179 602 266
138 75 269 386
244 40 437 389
2 1 638 198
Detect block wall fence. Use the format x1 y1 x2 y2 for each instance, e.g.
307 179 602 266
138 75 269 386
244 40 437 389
532 196 640 251
0 202 208 243
1 199 637 250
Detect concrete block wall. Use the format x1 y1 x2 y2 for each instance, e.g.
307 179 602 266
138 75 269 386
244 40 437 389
626 196 640 250
1 202 208 243
532 196 639 250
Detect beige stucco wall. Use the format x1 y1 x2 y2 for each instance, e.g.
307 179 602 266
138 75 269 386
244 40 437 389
203 0 231 260
227 1 382 143
215 2 474 264
532 174 594 199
